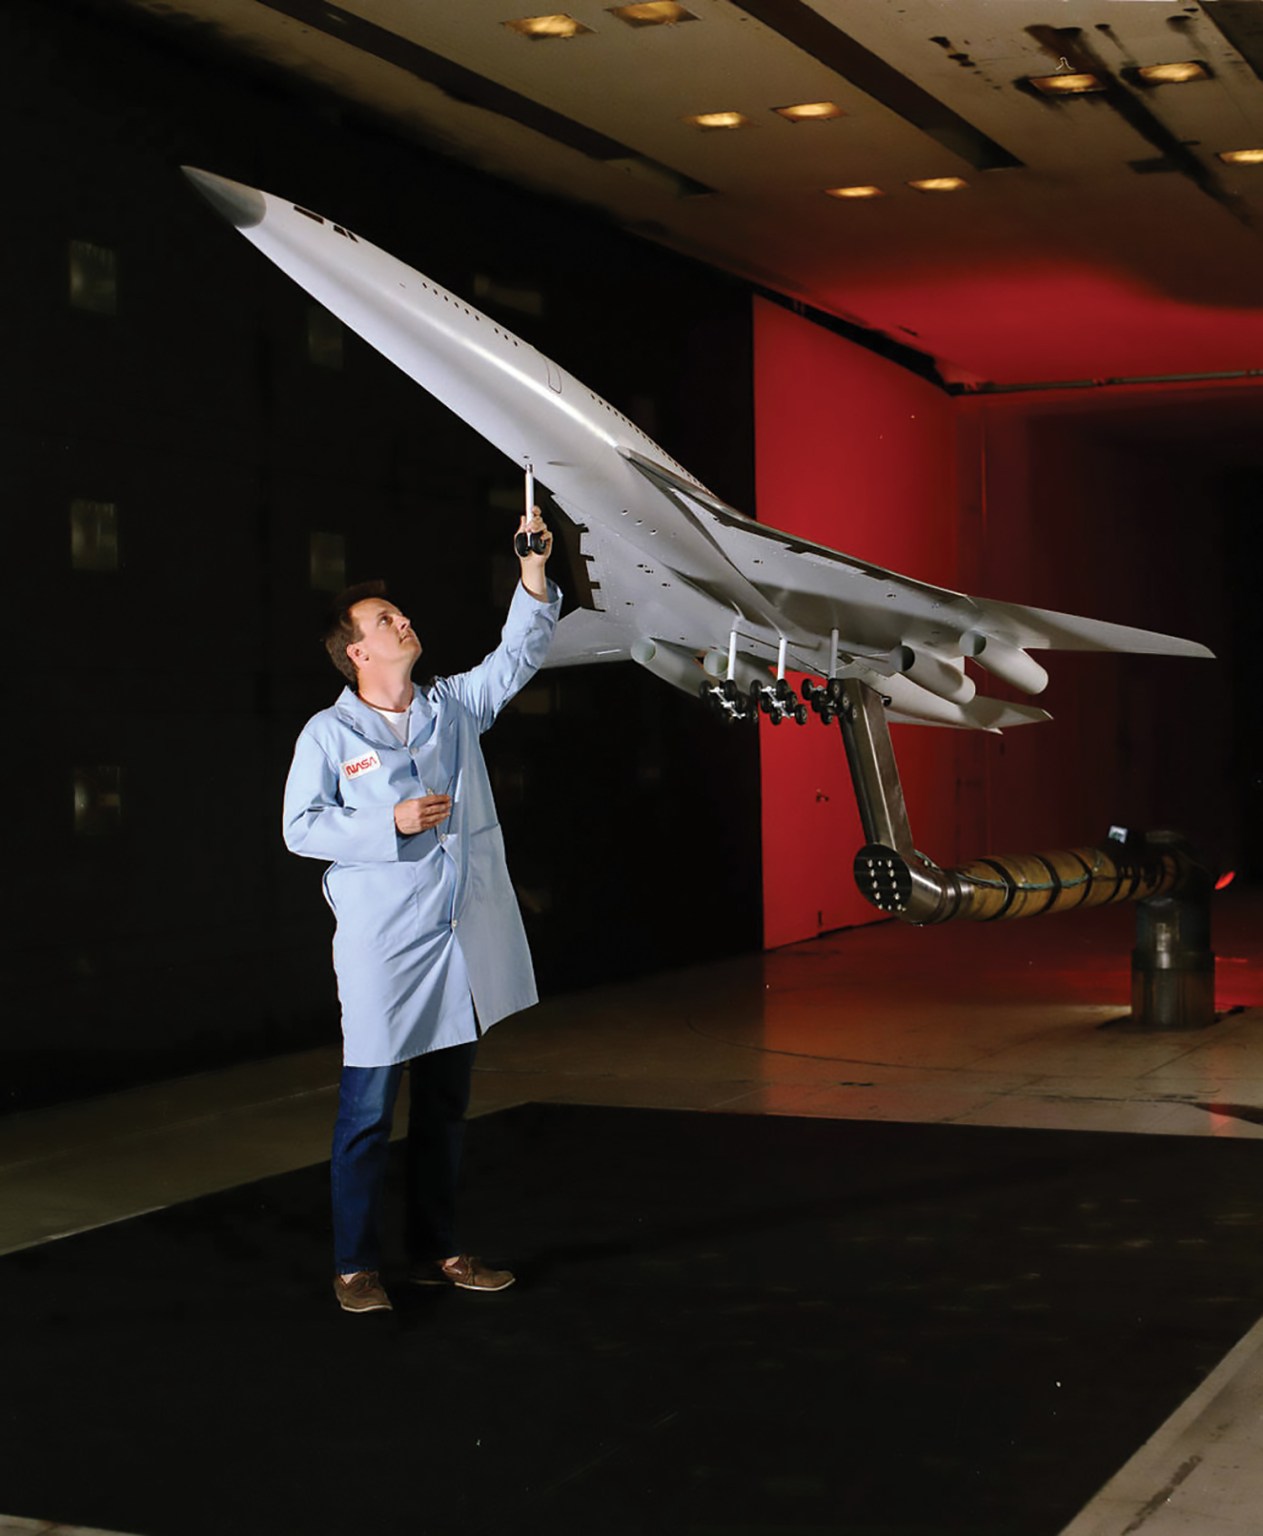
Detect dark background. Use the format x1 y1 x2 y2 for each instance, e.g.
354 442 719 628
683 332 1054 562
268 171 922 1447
5 0 760 1110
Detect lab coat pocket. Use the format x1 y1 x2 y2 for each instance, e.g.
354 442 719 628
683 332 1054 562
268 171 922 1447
330 866 408 952
465 823 509 906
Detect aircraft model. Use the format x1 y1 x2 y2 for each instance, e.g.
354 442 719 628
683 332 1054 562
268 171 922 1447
183 167 1212 736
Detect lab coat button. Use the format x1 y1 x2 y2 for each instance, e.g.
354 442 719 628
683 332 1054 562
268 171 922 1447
451 919 459 931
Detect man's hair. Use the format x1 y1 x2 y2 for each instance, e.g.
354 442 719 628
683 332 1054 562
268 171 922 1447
323 579 389 685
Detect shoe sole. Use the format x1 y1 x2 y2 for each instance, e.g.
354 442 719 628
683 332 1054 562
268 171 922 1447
410 1274 516 1292
337 1299 393 1312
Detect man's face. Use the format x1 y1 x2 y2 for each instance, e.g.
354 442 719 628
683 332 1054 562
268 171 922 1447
347 598 422 675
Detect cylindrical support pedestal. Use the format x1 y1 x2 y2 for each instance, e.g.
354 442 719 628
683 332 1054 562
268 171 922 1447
1131 887 1215 1031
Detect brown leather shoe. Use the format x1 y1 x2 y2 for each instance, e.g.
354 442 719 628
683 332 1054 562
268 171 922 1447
333 1270 393 1312
409 1255 515 1292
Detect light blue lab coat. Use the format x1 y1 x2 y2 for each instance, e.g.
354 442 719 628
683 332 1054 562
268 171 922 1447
283 579 560 1067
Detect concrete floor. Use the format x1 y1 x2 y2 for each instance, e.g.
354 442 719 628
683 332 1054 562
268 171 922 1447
3 886 1261 1536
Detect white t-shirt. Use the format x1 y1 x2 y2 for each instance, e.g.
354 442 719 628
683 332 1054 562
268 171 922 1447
368 703 410 743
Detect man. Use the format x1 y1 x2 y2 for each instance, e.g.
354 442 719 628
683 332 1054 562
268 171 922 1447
283 507 558 1313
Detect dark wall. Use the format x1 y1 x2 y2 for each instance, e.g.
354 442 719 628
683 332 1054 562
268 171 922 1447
1218 466 1263 881
964 401 1234 860
6 0 760 1110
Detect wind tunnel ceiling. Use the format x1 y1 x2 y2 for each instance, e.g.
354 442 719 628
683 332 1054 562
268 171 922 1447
111 0 1263 388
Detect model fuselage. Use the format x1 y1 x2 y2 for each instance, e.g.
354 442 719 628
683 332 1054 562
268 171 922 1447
190 173 714 566
184 167 1212 732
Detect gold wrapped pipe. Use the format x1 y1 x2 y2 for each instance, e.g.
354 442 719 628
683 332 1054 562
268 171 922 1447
854 842 1184 925
838 677 1207 931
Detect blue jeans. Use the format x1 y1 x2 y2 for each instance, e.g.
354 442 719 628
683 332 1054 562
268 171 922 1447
330 1042 478 1275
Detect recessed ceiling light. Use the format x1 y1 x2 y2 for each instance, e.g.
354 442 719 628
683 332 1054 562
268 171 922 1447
1028 72 1107 96
1133 60 1210 85
825 185 883 199
1218 148 1263 165
609 2 696 24
775 101 845 123
503 14 592 39
684 111 751 130
908 177 968 193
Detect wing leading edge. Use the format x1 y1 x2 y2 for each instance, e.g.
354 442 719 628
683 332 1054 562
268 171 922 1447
541 451 1211 731
621 450 1212 663
615 450 1208 686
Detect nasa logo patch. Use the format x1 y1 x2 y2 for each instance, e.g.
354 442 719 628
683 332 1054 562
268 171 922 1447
342 750 382 780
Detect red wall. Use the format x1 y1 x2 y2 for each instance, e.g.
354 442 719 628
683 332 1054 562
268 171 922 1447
753 298 968 949
754 300 1237 949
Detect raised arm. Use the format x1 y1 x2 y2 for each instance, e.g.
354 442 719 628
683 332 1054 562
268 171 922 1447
447 508 561 731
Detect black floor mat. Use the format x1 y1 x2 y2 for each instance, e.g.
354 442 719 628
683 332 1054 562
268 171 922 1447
4 1104 1263 1536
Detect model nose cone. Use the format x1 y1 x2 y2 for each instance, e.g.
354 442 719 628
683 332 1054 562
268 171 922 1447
182 166 267 230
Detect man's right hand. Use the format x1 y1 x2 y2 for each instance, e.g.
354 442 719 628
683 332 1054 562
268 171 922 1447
394 795 452 835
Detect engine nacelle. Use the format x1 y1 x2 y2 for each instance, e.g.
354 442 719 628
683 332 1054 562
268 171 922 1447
895 645 976 706
961 632 1049 696
630 638 706 697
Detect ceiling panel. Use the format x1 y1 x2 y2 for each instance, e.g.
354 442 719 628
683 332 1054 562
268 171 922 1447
110 0 1263 385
